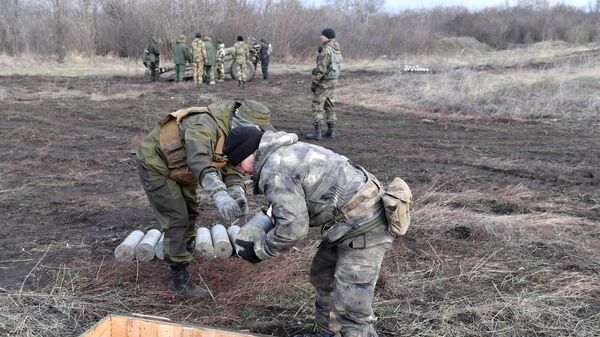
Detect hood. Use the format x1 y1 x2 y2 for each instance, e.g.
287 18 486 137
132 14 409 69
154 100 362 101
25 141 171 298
321 39 340 52
177 35 186 43
202 36 213 42
207 101 237 134
253 131 299 181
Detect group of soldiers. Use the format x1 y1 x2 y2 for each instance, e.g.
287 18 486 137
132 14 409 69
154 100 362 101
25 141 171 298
143 34 271 88
135 28 396 337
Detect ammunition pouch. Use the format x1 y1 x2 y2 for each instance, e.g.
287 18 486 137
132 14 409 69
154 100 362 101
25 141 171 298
382 177 412 236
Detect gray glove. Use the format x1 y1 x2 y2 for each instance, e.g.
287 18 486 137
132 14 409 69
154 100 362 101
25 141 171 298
213 191 242 222
228 185 249 215
201 171 227 197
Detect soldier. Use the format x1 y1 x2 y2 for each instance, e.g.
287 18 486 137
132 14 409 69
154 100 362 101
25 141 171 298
172 34 192 83
216 40 226 82
233 35 250 88
202 36 217 85
190 33 207 86
306 28 342 140
258 38 271 80
143 38 161 81
136 101 274 296
223 126 397 337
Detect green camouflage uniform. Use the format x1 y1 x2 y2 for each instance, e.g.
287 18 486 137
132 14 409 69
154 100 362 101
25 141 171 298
136 101 272 266
252 131 393 337
234 41 250 81
143 38 160 81
312 39 342 124
203 37 217 83
190 38 207 85
216 43 226 82
172 35 191 82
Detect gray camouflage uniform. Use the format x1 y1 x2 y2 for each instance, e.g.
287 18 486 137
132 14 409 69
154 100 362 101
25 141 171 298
252 131 394 337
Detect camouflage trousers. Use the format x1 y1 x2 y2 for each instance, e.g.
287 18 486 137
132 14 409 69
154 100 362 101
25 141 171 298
137 163 198 266
193 61 204 85
235 59 247 81
216 61 225 81
204 65 215 82
174 64 186 82
312 84 337 124
310 223 394 337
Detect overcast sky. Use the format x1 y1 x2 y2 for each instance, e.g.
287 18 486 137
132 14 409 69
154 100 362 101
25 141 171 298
307 0 596 11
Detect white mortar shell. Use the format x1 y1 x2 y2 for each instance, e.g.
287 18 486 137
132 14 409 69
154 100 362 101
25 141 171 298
211 224 233 258
227 225 241 256
155 233 165 260
114 230 145 262
195 227 215 260
135 229 162 262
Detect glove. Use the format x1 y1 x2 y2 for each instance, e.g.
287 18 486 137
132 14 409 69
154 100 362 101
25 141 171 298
228 185 249 215
311 81 318 93
235 239 262 264
213 191 242 222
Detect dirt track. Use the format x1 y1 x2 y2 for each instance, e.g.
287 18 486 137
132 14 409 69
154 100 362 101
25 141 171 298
0 71 599 336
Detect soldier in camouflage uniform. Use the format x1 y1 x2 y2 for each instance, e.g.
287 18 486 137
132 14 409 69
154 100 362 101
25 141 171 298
136 101 274 296
258 38 271 80
172 34 192 82
216 40 226 82
223 126 394 337
306 28 342 140
233 35 250 88
202 36 217 85
143 38 161 81
190 33 207 85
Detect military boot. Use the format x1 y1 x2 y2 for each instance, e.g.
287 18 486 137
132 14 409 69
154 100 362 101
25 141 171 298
304 122 322 140
242 81 246 88
324 122 335 138
238 80 242 87
168 264 209 297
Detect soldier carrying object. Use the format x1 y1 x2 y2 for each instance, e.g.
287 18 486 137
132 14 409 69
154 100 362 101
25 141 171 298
224 126 410 337
190 33 207 86
135 101 274 296
305 28 342 140
216 40 226 82
202 36 217 85
259 38 272 81
233 35 250 88
143 37 161 81
172 34 192 83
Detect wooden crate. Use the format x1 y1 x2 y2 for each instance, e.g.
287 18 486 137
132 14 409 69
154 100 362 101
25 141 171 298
81 314 260 337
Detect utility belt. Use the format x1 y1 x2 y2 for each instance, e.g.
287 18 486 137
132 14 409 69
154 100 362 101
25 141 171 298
158 107 227 185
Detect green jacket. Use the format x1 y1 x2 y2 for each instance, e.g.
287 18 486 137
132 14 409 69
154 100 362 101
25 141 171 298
136 103 243 187
145 38 160 62
203 37 217 66
312 39 342 88
172 37 191 65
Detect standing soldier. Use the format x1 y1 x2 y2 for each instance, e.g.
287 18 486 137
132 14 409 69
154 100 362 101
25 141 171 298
203 36 217 85
172 34 192 83
258 38 271 80
233 35 250 88
216 40 226 83
223 126 411 337
143 38 161 81
135 101 274 296
305 28 342 140
190 33 207 86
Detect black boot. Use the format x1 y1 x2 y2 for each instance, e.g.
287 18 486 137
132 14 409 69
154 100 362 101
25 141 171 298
304 122 322 140
324 122 335 138
242 81 246 88
238 80 242 87
168 264 209 297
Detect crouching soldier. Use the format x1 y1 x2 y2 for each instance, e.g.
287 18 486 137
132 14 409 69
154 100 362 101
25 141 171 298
135 101 274 296
223 127 412 337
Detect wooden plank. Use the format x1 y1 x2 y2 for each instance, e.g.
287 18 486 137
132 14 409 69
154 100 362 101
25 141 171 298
111 315 128 337
127 316 141 337
156 323 174 337
80 316 111 337
140 320 158 337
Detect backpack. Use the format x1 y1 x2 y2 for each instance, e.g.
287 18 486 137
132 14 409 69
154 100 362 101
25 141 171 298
324 46 341 80
382 177 412 236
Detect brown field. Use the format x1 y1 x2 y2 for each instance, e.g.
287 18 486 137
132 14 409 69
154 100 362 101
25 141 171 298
1 45 599 336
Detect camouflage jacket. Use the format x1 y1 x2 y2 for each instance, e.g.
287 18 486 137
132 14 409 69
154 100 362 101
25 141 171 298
259 42 270 62
145 39 160 62
252 131 386 259
190 38 207 63
216 43 226 64
136 102 245 187
203 37 216 66
233 41 249 62
312 39 342 88
172 39 191 65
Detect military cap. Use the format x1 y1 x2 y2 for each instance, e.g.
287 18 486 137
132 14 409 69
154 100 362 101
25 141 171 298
321 28 335 39
238 100 275 131
224 126 264 166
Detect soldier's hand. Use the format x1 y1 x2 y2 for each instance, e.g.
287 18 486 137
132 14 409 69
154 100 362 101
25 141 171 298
235 239 262 264
213 191 243 222
228 185 249 215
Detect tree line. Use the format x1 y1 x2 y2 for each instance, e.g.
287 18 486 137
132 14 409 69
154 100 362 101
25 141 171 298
2 0 600 62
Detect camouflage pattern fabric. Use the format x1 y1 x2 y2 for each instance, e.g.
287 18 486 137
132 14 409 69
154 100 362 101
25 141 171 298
216 43 226 81
190 38 206 85
192 62 204 85
252 131 394 336
312 84 337 124
204 65 215 82
234 41 249 81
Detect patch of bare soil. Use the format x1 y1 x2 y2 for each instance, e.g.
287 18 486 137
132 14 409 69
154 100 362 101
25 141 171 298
0 71 598 336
